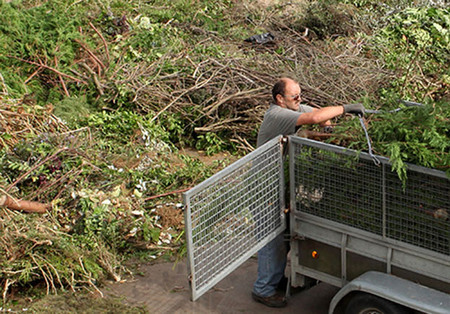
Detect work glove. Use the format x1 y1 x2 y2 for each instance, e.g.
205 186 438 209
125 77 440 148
343 103 365 116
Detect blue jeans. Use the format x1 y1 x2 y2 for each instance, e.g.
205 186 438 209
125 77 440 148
253 232 287 297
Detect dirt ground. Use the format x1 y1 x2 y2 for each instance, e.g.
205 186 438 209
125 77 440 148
5 257 338 313
101 257 339 314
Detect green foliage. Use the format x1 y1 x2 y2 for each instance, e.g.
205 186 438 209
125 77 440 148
326 4 450 178
299 0 361 39
121 17 184 63
195 132 228 156
370 103 449 175
336 101 449 181
0 209 113 297
139 0 233 34
385 7 449 61
78 110 175 152
172 154 216 186
52 96 97 125
1 0 449 302
369 7 450 100
0 107 227 297
0 1 90 99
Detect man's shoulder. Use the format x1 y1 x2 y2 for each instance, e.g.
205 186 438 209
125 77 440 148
265 104 301 118
266 104 286 114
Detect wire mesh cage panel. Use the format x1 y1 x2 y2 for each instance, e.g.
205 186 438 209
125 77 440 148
385 169 449 255
183 136 286 301
290 136 449 257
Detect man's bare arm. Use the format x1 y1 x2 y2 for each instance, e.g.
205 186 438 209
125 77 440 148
296 106 344 126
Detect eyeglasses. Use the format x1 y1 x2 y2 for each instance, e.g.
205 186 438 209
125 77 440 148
284 93 301 101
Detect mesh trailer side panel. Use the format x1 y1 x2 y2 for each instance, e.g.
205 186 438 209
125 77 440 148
290 136 449 256
385 169 449 255
184 136 286 301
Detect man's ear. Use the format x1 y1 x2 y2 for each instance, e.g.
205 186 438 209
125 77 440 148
275 93 284 105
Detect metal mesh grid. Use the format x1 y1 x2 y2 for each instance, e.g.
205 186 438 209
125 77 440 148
292 143 383 235
184 137 285 300
291 137 449 256
385 168 449 255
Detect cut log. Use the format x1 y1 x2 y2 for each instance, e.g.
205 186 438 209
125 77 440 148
0 195 49 213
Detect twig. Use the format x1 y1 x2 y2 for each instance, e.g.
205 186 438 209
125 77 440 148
6 147 69 192
30 254 51 295
65 0 85 12
24 67 44 84
29 167 78 200
0 109 33 116
231 136 255 151
194 117 243 132
79 256 104 297
75 39 106 70
145 244 180 251
89 21 110 64
0 71 9 95
52 168 83 201
54 55 70 97
400 41 428 97
204 87 266 116
8 55 87 84
79 62 104 95
3 279 14 304
143 187 191 202
150 74 216 122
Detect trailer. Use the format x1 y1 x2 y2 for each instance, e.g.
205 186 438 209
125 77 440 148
183 135 450 313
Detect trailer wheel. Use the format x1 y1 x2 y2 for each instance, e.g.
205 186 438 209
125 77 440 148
345 293 411 314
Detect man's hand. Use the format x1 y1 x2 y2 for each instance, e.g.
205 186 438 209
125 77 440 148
343 103 365 116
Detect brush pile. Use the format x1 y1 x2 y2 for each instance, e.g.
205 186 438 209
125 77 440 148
0 0 448 304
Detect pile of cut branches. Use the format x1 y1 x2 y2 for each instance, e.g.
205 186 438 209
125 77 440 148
102 30 393 151
0 0 448 305
0 206 122 303
0 98 68 150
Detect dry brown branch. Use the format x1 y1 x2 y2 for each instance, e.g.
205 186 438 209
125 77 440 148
74 39 106 70
145 244 179 251
0 109 33 117
78 62 104 95
204 87 266 116
150 69 220 122
89 21 110 64
194 117 244 133
0 99 70 150
0 195 50 213
101 19 393 152
24 67 43 84
143 187 191 202
8 55 87 84
2 278 13 304
54 55 70 97
231 136 255 151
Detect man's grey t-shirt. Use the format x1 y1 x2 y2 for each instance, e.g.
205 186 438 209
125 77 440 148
257 104 314 147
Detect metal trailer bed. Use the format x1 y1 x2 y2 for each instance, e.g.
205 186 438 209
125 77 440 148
288 136 450 313
183 135 450 313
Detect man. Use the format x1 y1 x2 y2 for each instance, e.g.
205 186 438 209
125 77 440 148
252 77 364 308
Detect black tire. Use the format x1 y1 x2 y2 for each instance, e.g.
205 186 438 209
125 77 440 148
345 293 411 314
